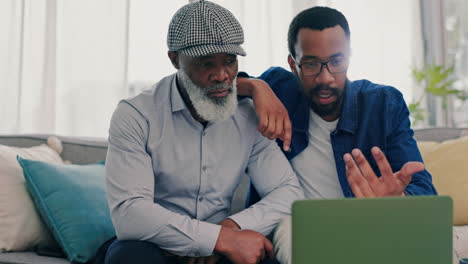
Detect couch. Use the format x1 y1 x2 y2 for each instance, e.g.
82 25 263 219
0 128 467 264
0 135 250 264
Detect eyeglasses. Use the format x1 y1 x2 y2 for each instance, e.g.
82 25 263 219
290 55 349 77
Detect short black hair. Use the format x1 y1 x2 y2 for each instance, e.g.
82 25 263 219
288 6 350 58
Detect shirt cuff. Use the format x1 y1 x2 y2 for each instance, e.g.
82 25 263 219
194 221 221 257
227 211 255 231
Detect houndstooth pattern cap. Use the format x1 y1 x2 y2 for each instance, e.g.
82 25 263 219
167 0 246 57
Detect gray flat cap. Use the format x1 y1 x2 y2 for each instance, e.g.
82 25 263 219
167 0 246 57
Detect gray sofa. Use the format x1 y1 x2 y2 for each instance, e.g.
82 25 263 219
0 135 249 264
0 128 467 264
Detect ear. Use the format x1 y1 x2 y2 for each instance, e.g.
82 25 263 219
287 54 298 75
168 51 180 69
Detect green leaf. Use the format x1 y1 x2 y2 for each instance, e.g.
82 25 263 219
411 69 425 84
408 101 425 126
411 64 467 121
408 102 419 112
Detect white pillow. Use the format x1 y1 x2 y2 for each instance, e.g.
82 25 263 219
454 226 468 263
0 137 64 252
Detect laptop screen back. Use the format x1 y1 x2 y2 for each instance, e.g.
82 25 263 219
292 196 452 264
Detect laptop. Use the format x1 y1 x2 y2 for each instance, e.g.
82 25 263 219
292 196 452 264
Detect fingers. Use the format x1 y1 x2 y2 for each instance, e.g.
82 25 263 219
351 149 379 186
396 162 424 186
370 147 397 191
251 80 290 144
346 147 424 197
264 238 275 259
260 112 292 150
344 153 375 197
257 114 269 136
258 114 277 140
259 246 265 262
264 112 288 141
280 116 292 152
269 115 281 140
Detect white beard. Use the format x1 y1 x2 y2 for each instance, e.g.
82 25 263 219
177 69 238 122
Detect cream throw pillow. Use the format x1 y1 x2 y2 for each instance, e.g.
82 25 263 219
0 137 64 252
418 136 468 226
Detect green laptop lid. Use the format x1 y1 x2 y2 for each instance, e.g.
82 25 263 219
292 196 452 264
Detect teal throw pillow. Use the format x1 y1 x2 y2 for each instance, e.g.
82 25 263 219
17 157 115 263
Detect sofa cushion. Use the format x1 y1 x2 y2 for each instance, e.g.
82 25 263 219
418 136 468 225
0 138 64 252
0 135 108 165
0 251 69 264
17 158 115 263
454 226 468 262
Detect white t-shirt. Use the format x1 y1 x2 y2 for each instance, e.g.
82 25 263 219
290 109 344 199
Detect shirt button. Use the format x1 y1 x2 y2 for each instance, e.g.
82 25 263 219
202 166 207 171
198 196 204 202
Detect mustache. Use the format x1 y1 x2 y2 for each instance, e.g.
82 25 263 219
310 86 340 96
204 82 233 93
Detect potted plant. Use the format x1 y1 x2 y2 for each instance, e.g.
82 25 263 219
409 64 467 127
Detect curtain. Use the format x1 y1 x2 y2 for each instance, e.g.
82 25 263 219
0 0 23 133
420 0 447 126
1 0 428 137
443 0 468 127
127 0 187 94
214 0 421 102
1 0 129 137
324 0 423 104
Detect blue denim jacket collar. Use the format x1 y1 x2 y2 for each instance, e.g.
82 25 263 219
336 79 359 135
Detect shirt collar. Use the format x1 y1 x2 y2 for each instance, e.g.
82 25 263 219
170 73 187 113
336 79 359 134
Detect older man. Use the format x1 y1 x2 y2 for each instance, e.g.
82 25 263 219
102 1 303 264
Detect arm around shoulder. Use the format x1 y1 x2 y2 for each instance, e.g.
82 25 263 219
236 73 293 151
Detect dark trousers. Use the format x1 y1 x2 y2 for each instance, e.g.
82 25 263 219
100 238 279 264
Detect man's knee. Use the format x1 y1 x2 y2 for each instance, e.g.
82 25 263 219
105 239 168 264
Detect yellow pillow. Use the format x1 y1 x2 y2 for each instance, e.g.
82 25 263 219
417 136 468 226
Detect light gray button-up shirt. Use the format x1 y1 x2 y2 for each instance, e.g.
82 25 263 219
106 73 303 257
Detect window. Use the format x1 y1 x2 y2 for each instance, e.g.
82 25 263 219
4 0 457 136
444 0 468 127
